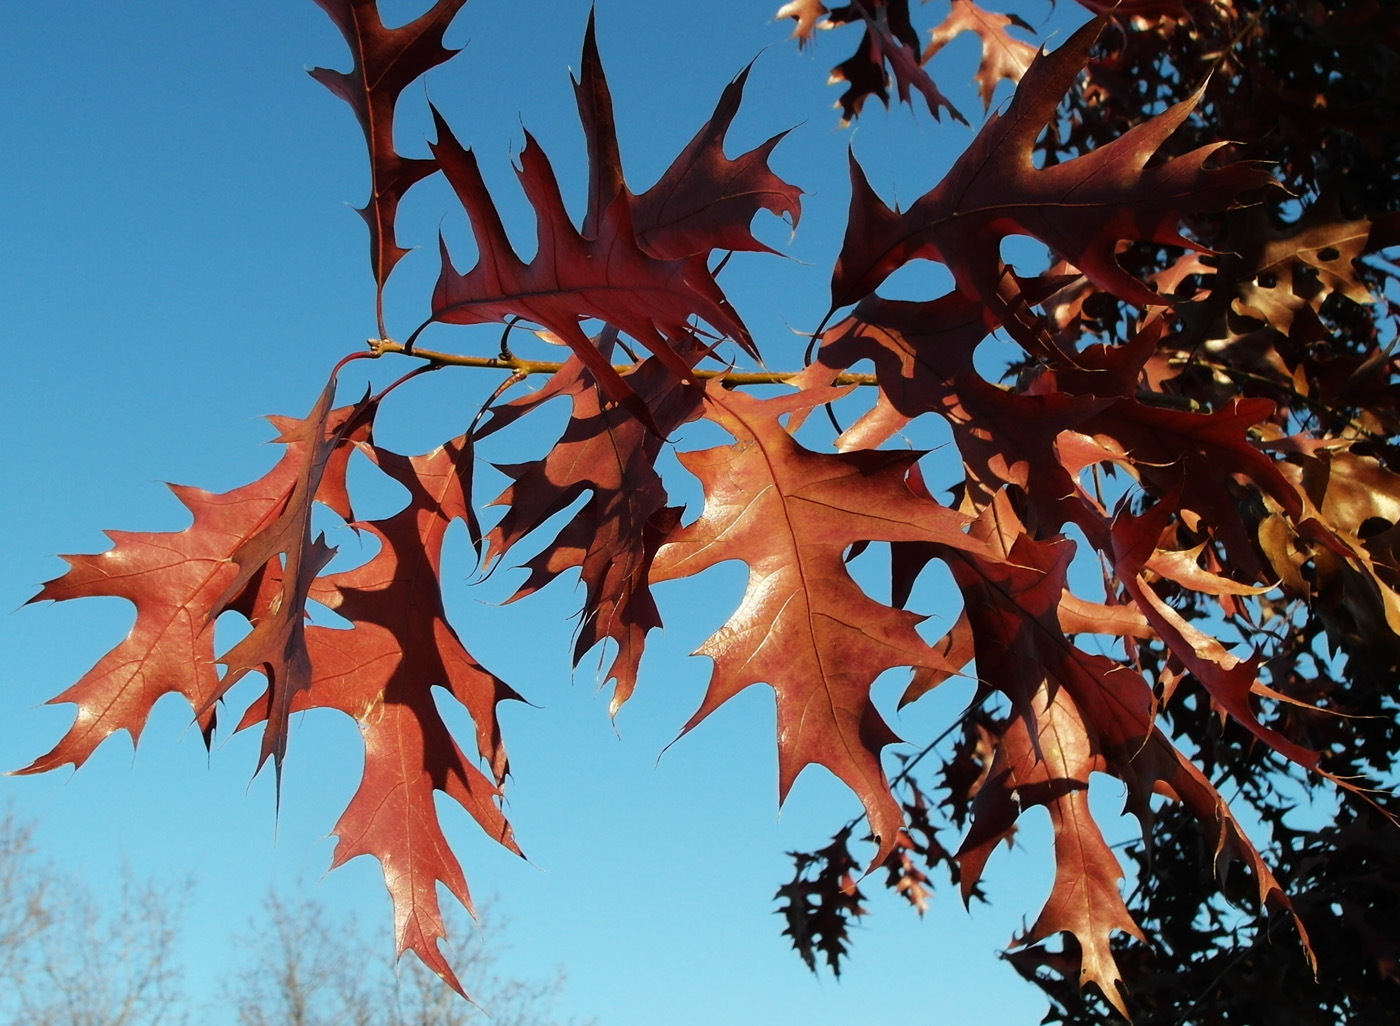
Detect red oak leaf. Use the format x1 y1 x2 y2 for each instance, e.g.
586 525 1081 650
1109 498 1322 768
630 66 802 260
1229 199 1382 344
425 111 747 426
808 292 991 416
573 13 801 260
1056 592 1153 640
569 13 628 240
774 825 866 974
21 389 372 776
310 0 467 334
790 290 991 449
924 0 1038 110
805 294 1111 533
1118 726 1316 972
942 493 1316 999
1083 396 1300 578
242 434 524 993
1276 445 1400 643
940 496 1157 773
208 379 376 781
880 828 934 915
824 1 965 124
477 345 704 711
421 18 800 427
651 383 981 862
939 496 1234 1011
22 464 300 773
956 676 1143 1018
896 612 977 708
830 16 1273 339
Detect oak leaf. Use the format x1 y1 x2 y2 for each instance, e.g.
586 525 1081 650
957 676 1142 1018
478 344 704 711
824 0 965 124
924 0 1038 110
310 0 467 332
776 0 830 46
21 388 372 777
422 18 799 425
1108 497 1321 769
775 826 865 974
939 495 1312 1010
805 294 1111 532
830 16 1274 344
940 502 1147 1015
426 112 731 425
209 380 376 781
651 383 981 861
630 67 802 261
1272 444 1400 655
249 434 524 993
1083 396 1301 578
573 14 802 260
23 469 296 773
1228 199 1382 344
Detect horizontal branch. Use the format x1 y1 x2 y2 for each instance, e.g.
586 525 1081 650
366 338 878 387
365 339 1221 414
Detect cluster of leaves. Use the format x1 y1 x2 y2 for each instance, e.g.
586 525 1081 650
777 0 1400 1020
23 0 1400 1018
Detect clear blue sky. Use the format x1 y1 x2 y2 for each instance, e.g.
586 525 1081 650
1 2 1108 1022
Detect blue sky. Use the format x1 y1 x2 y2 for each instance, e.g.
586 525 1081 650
1 2 1106 1022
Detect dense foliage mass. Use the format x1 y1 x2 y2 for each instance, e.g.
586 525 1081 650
23 0 1400 1020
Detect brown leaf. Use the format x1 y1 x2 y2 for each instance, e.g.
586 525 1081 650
1277 445 1400 648
880 828 934 914
940 496 1156 800
427 111 734 425
24 466 297 773
775 826 865 974
898 611 976 708
1083 396 1302 578
423 18 800 425
777 0 830 47
1228 196 1384 343
958 676 1143 1018
1109 498 1321 768
939 495 1314 1010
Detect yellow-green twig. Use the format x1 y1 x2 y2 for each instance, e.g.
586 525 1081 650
366 338 879 387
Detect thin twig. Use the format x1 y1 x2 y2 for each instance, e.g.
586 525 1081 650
368 338 1264 415
366 338 880 387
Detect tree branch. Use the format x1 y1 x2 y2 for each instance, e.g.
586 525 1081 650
366 338 879 387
